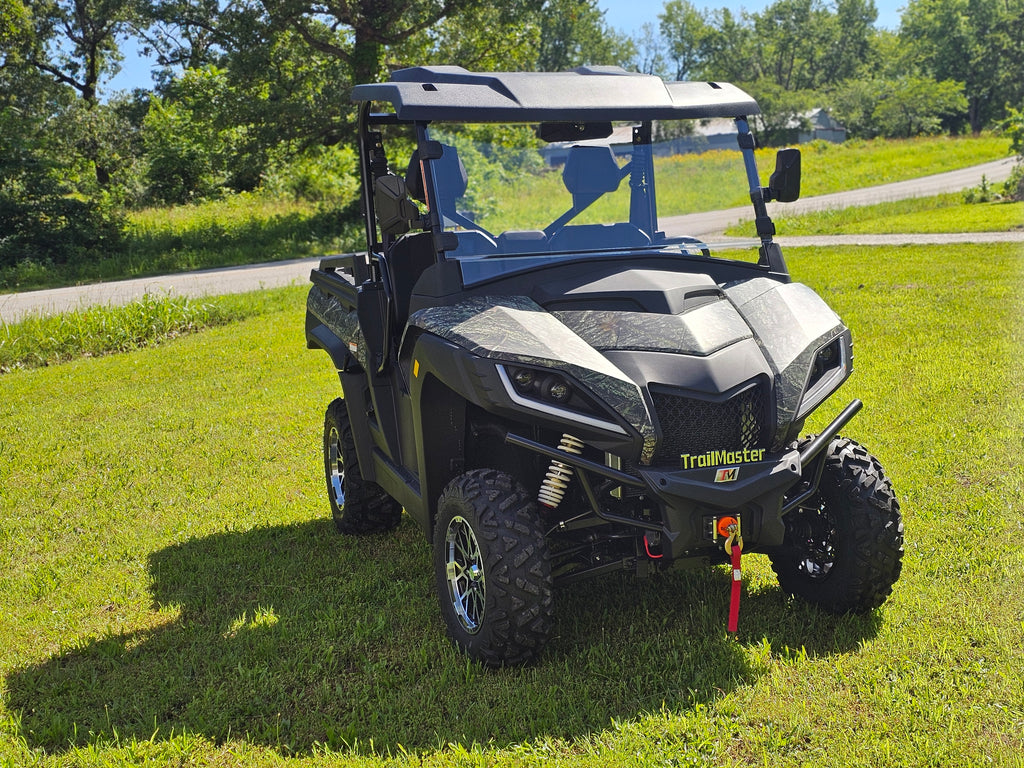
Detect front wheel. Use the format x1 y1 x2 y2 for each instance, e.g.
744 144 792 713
771 437 904 613
433 469 553 666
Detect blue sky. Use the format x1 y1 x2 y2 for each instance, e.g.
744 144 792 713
105 0 907 94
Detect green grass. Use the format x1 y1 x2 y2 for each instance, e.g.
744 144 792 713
0 290 302 372
739 193 1024 236
490 134 1010 230
1 134 1010 293
791 134 1009 196
1 243 1023 766
0 194 362 292
124 195 359 273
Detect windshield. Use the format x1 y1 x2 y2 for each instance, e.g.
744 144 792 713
419 120 751 261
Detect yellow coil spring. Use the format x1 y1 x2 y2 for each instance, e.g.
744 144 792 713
537 434 585 508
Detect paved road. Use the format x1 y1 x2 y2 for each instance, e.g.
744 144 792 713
660 156 1016 238
1 157 1019 324
0 258 321 324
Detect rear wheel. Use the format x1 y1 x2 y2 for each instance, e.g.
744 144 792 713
323 398 402 534
433 469 553 666
771 437 903 613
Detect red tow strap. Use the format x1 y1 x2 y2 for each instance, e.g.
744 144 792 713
728 541 742 634
717 516 743 635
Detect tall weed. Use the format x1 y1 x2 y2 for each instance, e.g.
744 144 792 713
0 288 299 372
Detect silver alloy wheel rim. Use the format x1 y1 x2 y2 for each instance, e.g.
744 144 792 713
327 426 345 505
444 515 485 634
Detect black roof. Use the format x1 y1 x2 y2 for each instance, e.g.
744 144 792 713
351 66 760 122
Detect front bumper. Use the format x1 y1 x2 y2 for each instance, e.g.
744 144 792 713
506 399 862 561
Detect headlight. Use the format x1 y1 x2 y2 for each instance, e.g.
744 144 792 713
807 337 842 390
498 364 626 435
796 336 850 419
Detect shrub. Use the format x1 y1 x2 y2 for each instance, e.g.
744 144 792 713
0 184 126 274
1001 107 1024 202
262 145 360 204
962 175 993 203
143 99 224 205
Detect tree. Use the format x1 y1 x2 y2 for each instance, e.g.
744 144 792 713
390 3 542 73
536 0 633 71
257 0 493 85
745 0 876 91
870 76 967 137
1000 107 1024 200
700 7 755 83
748 81 817 145
900 0 1024 133
1 93 126 272
1 0 32 64
658 0 711 80
629 21 669 78
18 0 145 186
23 0 143 106
138 0 230 83
829 78 885 138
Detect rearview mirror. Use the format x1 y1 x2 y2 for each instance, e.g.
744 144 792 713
537 122 613 143
767 148 801 203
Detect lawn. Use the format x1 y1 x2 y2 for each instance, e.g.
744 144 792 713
0 195 361 293
0 133 1010 293
761 193 1024 236
1 243 1022 767
482 134 1010 231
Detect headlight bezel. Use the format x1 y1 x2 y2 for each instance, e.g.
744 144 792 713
795 335 850 420
497 364 627 435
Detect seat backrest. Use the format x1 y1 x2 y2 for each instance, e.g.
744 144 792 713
562 145 622 207
386 232 436 329
405 144 468 219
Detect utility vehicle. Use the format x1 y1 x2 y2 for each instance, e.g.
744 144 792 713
305 66 904 665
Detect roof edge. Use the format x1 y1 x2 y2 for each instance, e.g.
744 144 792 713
351 67 760 121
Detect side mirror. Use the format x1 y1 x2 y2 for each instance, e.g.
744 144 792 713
767 148 801 203
375 174 420 236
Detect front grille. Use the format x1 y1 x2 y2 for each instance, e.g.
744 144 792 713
650 383 767 465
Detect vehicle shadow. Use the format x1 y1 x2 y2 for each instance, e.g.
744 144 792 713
5 519 881 756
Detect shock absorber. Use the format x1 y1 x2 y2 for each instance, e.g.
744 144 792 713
537 434 585 509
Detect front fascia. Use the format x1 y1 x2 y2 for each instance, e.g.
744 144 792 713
724 278 849 447
407 295 657 459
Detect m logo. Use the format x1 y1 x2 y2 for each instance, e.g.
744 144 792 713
714 467 739 483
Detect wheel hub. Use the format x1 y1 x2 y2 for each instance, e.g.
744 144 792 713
791 502 837 580
444 515 486 634
327 426 345 505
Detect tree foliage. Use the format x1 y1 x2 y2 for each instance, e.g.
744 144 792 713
534 0 633 72
1001 107 1024 200
900 0 1024 134
658 0 711 80
1 0 1020 276
0 102 126 271
256 0 494 84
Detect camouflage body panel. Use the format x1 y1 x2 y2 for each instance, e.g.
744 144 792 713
408 296 657 461
307 285 370 371
553 300 752 356
723 278 846 448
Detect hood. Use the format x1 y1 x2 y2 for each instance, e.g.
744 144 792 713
407 274 847 463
